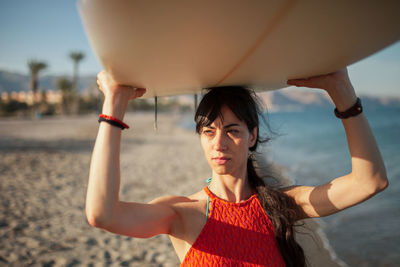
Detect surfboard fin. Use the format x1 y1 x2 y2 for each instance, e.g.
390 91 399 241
154 96 158 131
194 94 198 111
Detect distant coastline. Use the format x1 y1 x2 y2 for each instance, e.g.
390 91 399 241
1 69 400 112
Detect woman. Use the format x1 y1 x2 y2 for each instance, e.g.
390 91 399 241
86 68 388 266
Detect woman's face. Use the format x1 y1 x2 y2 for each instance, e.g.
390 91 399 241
200 105 257 177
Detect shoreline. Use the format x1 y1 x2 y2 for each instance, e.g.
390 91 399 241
0 112 344 266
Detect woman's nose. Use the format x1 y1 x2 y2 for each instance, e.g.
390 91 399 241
213 131 227 151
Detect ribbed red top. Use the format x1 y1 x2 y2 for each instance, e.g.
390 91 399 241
181 186 286 266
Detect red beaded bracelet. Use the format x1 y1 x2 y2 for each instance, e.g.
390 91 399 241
98 114 130 130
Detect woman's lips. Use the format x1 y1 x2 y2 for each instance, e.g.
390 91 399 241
212 157 230 165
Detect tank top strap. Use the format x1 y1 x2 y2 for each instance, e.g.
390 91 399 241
203 186 213 222
203 186 215 199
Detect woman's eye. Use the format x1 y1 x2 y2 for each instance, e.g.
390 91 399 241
203 130 214 135
227 129 239 134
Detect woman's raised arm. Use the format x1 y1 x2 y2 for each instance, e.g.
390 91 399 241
85 71 180 238
284 68 388 219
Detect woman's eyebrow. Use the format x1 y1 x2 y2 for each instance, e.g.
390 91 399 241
224 123 240 128
203 123 240 129
204 125 215 129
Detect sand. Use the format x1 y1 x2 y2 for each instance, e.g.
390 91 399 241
0 112 344 266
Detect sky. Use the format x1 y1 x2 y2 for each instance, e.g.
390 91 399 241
0 0 399 97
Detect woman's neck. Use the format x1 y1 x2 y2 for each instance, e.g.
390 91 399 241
209 172 253 203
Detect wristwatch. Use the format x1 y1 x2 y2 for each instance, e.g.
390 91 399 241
334 97 363 119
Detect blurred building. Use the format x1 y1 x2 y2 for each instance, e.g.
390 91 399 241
1 90 62 105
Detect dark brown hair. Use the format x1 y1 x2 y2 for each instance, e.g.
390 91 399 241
195 86 306 267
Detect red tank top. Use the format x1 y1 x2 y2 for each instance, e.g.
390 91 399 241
181 186 286 266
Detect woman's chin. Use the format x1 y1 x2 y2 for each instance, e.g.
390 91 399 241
213 166 228 175
213 166 233 176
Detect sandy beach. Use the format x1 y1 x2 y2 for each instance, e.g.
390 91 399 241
0 112 343 266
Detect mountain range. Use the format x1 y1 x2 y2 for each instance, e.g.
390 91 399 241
258 89 400 111
1 70 399 110
0 70 97 94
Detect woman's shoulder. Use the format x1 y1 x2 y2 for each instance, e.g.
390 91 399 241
149 189 208 244
188 189 208 201
148 188 208 208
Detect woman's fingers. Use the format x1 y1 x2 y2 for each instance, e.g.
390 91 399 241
97 70 147 100
287 73 331 89
96 70 116 94
287 78 315 88
131 88 147 99
287 68 357 109
287 68 350 91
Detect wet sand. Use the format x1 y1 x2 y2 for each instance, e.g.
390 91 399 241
0 112 344 266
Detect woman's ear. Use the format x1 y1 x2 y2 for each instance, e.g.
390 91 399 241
248 127 258 148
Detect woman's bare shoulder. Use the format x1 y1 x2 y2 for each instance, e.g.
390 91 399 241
148 189 207 207
149 189 208 242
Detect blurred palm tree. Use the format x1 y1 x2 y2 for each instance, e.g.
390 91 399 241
27 60 47 104
69 51 85 93
57 77 73 114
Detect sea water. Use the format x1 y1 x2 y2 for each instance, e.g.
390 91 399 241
264 107 400 266
182 106 400 266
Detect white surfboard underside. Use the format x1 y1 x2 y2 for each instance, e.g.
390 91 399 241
79 0 400 98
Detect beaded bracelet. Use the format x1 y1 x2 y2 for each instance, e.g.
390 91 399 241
98 114 130 130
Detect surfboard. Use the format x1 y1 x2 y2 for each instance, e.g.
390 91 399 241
78 0 400 98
